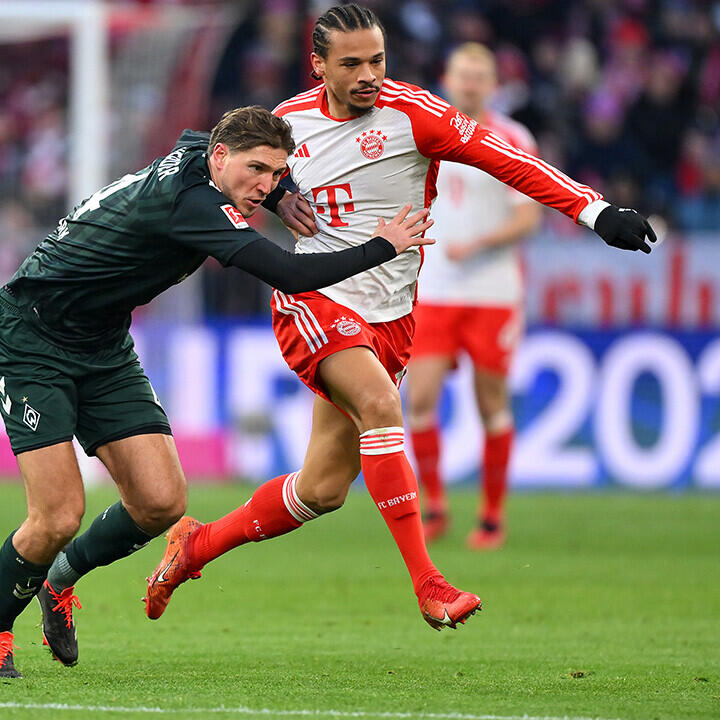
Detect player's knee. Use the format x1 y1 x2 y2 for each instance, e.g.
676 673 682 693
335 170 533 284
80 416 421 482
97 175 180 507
408 407 435 431
134 493 186 534
357 388 402 430
407 386 436 422
33 511 84 551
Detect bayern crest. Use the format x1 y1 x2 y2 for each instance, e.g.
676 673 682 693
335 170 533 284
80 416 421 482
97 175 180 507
355 129 387 160
332 316 362 337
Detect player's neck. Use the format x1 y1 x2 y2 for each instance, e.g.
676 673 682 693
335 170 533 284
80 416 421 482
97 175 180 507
206 158 221 191
324 87 364 120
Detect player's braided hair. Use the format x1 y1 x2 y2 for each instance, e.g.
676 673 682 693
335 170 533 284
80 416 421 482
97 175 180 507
312 4 386 77
208 106 295 156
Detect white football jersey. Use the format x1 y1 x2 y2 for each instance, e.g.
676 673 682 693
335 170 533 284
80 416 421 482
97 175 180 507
419 111 538 305
275 79 601 323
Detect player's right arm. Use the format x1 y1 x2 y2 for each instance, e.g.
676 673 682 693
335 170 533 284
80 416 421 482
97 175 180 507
170 183 433 294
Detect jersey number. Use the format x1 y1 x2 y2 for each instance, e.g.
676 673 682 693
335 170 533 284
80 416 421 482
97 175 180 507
311 184 354 227
71 169 150 221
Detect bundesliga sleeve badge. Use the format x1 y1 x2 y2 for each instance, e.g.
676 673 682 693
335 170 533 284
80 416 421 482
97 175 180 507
220 204 249 230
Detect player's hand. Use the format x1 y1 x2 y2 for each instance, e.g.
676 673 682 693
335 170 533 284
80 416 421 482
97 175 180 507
445 239 484 262
595 205 657 254
276 191 318 237
373 204 435 255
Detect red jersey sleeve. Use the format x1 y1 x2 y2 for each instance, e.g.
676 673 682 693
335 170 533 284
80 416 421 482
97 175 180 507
383 80 602 222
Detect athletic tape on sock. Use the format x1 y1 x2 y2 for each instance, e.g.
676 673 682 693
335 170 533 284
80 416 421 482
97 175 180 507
484 409 513 436
359 426 405 455
282 472 318 523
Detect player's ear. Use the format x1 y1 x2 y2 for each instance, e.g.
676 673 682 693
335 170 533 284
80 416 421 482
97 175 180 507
310 52 325 80
212 142 229 168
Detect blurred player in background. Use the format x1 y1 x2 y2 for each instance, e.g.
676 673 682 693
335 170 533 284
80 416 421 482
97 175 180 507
408 44 541 550
0 106 433 678
146 4 655 632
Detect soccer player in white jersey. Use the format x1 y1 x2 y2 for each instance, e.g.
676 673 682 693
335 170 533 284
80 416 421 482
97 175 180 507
146 4 656 631
407 43 541 550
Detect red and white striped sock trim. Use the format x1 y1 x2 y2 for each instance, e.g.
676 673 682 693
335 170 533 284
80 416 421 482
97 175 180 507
359 426 405 456
282 472 318 524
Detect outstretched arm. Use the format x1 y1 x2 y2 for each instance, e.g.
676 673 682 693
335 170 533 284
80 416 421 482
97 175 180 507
229 205 434 293
399 83 656 252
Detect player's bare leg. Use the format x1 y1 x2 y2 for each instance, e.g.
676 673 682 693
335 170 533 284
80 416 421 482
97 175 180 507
469 368 513 550
147 348 479 628
43 434 186 658
97 434 187 536
407 354 454 541
145 395 359 619
0 442 85 676
318 347 480 629
293 396 360 512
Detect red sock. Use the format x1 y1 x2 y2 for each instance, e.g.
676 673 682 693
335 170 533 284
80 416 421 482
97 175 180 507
482 427 513 526
410 426 446 513
360 427 438 594
188 472 317 569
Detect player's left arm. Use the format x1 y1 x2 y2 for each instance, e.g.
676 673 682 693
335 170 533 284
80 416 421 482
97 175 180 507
445 199 541 262
411 98 656 253
262 180 318 238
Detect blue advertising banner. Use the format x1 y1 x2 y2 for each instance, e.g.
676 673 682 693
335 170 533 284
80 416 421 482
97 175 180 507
95 321 720 490
507 328 720 489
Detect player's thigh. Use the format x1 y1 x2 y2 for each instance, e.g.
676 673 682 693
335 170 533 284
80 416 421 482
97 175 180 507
317 346 403 431
406 355 454 425
14 442 85 562
95 433 186 533
296 395 360 510
0 309 78 455
75 348 171 459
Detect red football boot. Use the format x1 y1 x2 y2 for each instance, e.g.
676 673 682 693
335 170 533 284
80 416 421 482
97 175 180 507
0 631 20 678
422 510 450 543
467 519 506 551
417 575 481 630
144 516 204 620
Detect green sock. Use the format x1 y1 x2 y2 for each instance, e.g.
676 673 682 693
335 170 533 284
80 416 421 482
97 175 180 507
0 532 51 631
47 502 154 592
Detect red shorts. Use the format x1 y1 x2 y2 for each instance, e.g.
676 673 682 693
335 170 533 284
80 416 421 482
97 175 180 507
411 302 523 375
271 290 415 402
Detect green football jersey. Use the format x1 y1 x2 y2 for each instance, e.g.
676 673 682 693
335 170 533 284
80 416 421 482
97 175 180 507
2 130 263 349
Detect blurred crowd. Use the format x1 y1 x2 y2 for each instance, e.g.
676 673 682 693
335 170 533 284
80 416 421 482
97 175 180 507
215 0 720 232
1 0 720 312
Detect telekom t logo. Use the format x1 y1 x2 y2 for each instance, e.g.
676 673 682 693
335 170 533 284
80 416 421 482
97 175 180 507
311 184 354 227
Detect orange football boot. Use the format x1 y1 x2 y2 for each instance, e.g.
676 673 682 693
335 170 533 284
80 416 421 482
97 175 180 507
144 516 204 619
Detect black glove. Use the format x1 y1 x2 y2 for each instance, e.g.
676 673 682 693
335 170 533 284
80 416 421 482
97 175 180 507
594 205 657 254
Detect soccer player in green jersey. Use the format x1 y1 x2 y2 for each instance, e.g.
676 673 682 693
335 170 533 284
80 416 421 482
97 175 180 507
0 105 434 678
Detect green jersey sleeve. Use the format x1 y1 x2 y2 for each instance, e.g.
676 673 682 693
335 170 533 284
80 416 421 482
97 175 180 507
168 181 265 266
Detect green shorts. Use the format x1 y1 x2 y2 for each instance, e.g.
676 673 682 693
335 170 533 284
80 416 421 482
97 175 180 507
0 298 171 456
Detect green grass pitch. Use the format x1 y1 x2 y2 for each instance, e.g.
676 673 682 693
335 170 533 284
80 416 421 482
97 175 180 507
0 484 718 720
